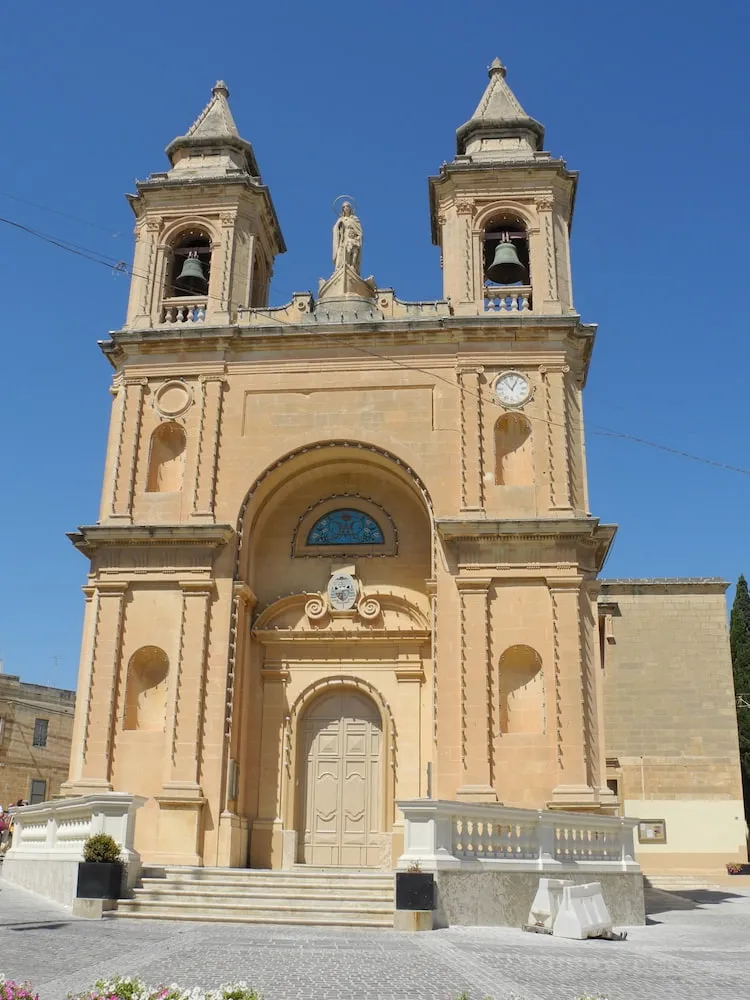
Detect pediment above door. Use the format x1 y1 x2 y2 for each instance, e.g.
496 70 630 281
252 590 430 644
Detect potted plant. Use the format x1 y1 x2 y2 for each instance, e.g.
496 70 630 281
76 833 123 900
395 860 435 911
726 861 750 875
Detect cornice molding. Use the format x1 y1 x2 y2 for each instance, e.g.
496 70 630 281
68 523 235 555
436 516 616 542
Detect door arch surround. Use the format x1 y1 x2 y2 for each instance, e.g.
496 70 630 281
291 682 392 867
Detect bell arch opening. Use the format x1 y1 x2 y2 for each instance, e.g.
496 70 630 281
482 213 529 287
167 228 212 298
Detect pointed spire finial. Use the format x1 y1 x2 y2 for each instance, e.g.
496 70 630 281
164 77 260 178
455 59 545 161
488 57 506 79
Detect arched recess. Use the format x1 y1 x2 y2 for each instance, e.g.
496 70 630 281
123 646 169 731
146 422 186 493
236 441 433 548
499 644 544 735
495 413 533 485
225 441 433 819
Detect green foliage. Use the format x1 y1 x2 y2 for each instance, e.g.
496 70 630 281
730 575 750 819
82 833 121 864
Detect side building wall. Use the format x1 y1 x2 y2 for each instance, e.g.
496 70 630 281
600 579 747 874
0 675 76 807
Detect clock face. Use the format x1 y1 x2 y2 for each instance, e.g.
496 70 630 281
328 573 357 611
494 371 530 407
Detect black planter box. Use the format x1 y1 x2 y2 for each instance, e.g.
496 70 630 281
76 861 123 900
396 871 434 911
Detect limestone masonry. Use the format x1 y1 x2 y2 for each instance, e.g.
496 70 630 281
0 673 75 807
61 63 746 874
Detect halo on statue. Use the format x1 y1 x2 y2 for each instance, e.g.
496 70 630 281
332 194 358 215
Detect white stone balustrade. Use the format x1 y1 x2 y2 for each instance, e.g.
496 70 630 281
161 297 207 324
1 793 146 905
484 285 532 312
396 799 639 873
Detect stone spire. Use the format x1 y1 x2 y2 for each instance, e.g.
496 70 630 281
165 80 260 177
456 58 545 162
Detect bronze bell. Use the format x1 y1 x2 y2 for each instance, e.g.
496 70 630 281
486 240 526 285
175 252 207 295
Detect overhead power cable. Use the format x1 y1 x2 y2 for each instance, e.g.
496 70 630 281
0 189 123 238
2 212 750 479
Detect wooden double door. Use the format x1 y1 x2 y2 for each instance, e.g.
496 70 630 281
298 690 383 866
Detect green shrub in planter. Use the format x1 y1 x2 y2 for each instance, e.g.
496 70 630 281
77 834 123 899
82 833 121 863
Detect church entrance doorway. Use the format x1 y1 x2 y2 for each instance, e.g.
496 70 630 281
298 689 383 867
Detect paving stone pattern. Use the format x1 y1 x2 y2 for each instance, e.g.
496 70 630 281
2 882 750 1000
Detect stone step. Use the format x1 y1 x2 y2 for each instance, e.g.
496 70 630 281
645 876 716 890
152 872 393 886
140 877 393 896
115 898 393 927
151 867 391 881
136 879 393 903
123 866 396 927
133 887 394 908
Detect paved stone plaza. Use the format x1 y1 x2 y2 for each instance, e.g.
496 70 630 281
1 881 749 1000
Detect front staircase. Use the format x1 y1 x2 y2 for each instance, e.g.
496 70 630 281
115 866 395 927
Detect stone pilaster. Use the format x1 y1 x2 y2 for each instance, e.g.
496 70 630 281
127 217 161 329
64 586 98 788
110 378 147 521
156 581 213 866
457 366 484 513
548 577 597 808
456 577 497 801
163 581 214 791
206 213 236 323
77 582 128 790
543 366 573 511
250 665 290 869
191 375 225 520
395 662 425 799
531 197 562 315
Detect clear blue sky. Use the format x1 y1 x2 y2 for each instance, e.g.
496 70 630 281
2 1 749 689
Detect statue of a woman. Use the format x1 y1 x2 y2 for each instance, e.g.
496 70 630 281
332 202 363 273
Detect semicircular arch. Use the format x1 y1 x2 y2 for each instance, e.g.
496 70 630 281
234 440 434 577
474 200 536 233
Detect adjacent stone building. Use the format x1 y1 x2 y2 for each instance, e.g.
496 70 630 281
59 62 746 875
0 673 75 807
600 580 746 873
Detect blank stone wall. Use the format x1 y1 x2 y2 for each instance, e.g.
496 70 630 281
600 579 747 873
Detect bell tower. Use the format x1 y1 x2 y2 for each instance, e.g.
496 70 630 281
124 81 285 330
428 60 617 813
430 58 574 317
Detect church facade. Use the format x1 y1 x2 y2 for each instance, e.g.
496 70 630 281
62 65 746 874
